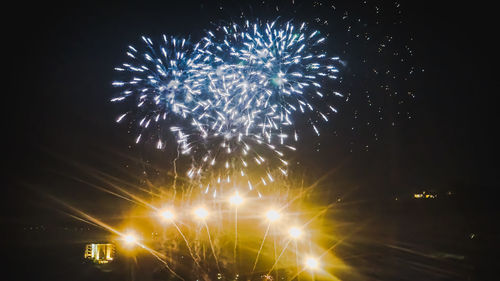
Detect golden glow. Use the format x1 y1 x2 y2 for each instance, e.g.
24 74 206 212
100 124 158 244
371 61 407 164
194 207 209 219
305 257 319 270
79 172 347 276
288 226 302 239
159 209 174 220
123 232 138 246
229 192 243 206
265 209 281 222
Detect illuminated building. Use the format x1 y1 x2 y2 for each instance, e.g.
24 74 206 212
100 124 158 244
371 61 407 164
413 190 437 199
84 243 115 264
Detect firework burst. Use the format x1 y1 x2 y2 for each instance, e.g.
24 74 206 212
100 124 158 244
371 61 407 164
112 20 342 185
112 35 206 149
197 19 342 139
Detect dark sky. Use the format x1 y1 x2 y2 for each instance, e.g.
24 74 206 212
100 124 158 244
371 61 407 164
3 0 498 225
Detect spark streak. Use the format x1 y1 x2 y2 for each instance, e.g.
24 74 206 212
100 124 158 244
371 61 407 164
112 19 342 182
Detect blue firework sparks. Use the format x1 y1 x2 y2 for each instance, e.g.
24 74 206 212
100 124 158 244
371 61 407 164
112 35 204 148
197 20 342 139
112 20 342 181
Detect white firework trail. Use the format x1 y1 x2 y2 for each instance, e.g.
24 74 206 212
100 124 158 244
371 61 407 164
112 19 342 189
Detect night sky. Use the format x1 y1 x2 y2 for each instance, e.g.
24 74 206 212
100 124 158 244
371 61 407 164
3 1 498 280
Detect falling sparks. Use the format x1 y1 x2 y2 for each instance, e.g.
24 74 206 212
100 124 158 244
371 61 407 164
112 20 343 182
78 1 419 280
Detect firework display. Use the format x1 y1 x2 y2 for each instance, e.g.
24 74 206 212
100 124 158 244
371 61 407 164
15 0 485 279
112 19 343 184
106 18 344 280
99 1 418 279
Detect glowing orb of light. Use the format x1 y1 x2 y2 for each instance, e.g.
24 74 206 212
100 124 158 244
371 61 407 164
265 210 281 222
159 209 174 221
229 192 243 206
123 232 138 246
305 257 320 270
194 207 209 220
288 226 303 239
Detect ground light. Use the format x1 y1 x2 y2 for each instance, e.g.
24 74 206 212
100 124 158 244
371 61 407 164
229 192 243 206
159 209 174 221
305 256 320 270
123 232 138 247
289 226 303 239
194 207 209 220
265 209 281 222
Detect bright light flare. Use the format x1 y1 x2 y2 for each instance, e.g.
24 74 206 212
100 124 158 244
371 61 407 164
265 210 281 222
194 207 209 220
159 209 174 221
288 226 303 239
305 256 320 270
229 192 243 206
123 232 138 246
